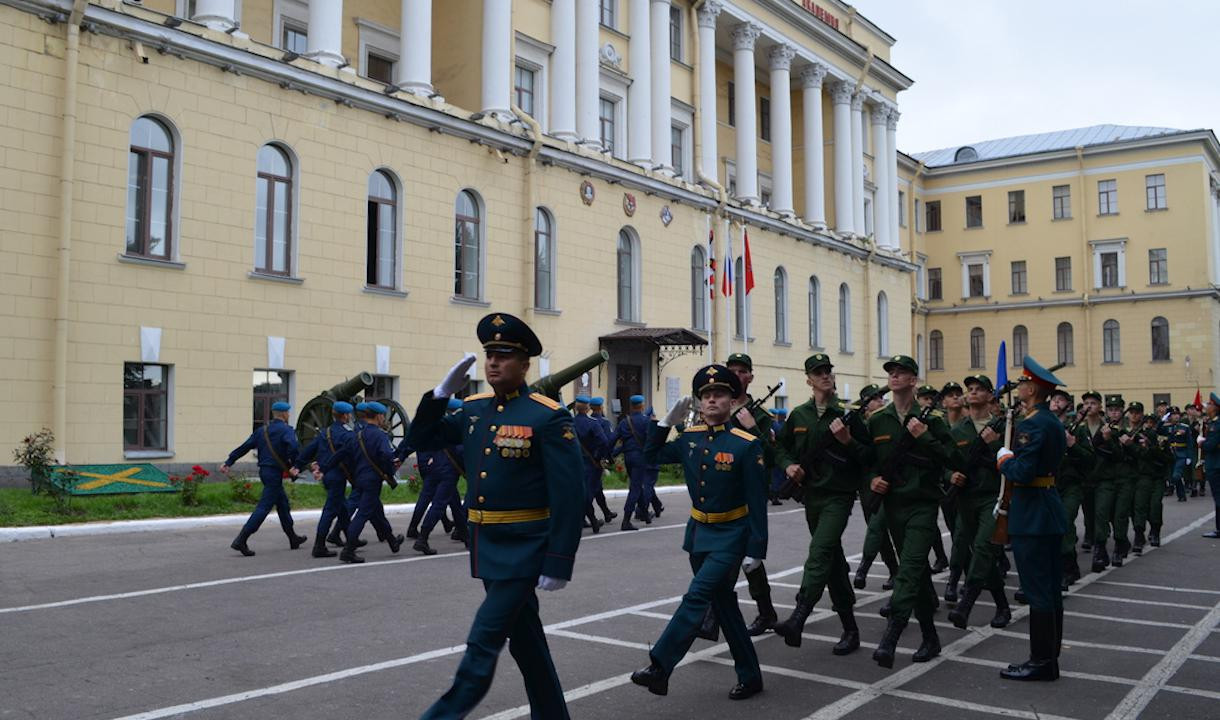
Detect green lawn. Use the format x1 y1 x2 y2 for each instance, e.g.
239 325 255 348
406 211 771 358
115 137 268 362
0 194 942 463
0 467 684 527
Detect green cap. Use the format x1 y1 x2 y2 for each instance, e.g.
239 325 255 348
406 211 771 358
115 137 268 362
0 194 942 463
725 353 753 371
804 353 833 373
882 354 919 375
940 381 964 395
964 374 994 392
1105 393 1125 408
917 384 939 397
1127 401 1144 413
1082 390 1102 402
1050 388 1073 403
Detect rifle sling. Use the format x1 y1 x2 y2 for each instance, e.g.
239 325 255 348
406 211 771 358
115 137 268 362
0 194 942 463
262 425 290 475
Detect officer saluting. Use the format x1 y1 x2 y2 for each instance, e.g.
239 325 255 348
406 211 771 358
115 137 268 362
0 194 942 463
995 356 1069 681
631 364 767 701
222 401 305 556
409 313 584 720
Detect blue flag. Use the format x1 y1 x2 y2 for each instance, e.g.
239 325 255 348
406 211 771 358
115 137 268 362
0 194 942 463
995 341 1008 399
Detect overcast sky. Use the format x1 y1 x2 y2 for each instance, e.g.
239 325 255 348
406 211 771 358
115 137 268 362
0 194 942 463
860 0 1220 156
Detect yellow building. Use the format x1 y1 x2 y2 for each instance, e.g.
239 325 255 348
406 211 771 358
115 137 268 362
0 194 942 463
901 125 1220 409
0 0 916 468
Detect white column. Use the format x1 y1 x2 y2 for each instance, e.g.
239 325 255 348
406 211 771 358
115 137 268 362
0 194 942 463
627 0 652 165
481 0 513 120
650 0 674 173
398 0 433 95
768 44 795 216
550 0 577 140
306 0 345 68
850 91 865 234
191 0 237 32
887 108 901 249
731 22 761 204
1210 187 1220 285
870 104 890 247
696 1 722 181
576 0 600 145
799 63 827 229
829 80 854 234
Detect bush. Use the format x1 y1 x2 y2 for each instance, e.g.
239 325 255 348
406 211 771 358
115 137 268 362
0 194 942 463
228 473 257 504
13 428 57 495
170 465 209 506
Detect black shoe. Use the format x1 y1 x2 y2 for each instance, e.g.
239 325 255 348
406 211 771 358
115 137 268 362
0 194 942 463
450 529 468 544
339 548 365 563
882 574 896 591
1112 554 1124 567
770 497 782 506
1149 530 1161 547
728 677 763 700
630 663 669 696
1091 546 1110 573
1062 554 1081 588
326 528 344 546
387 533 405 553
413 537 437 556
746 610 777 637
440 516 453 534
696 607 720 642
872 617 908 669
1132 531 1145 555
288 533 307 550
620 519 639 531
948 583 981 629
931 557 949 574
944 567 962 605
1014 589 1027 605
879 600 892 618
589 517 602 534
773 598 815 648
832 610 860 656
854 566 869 590
654 505 664 518
603 510 619 523
406 526 419 539
311 541 337 558
1000 659 1058 681
1080 541 1092 551
912 620 941 663
990 588 1012 628
230 532 255 557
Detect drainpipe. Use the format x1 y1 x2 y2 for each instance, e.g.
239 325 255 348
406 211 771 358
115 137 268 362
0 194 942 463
53 0 89 463
513 104 544 318
864 244 874 385
1076 146 1094 389
690 0 726 362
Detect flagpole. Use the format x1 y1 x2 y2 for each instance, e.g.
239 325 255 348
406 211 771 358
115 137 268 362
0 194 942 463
706 213 713 363
742 223 749 357
723 216 730 363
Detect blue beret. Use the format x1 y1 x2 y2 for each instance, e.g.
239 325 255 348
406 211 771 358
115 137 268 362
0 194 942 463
629 395 645 405
773 407 788 416
365 401 388 415
447 398 463 410
574 395 591 404
332 401 353 414
589 397 604 406
271 401 291 412
1211 392 1220 407
355 402 369 412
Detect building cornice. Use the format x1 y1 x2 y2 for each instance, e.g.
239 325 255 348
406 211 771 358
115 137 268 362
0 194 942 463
924 287 1220 315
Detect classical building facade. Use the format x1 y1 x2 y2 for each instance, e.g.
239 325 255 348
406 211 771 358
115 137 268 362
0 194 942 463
901 125 1220 408
0 0 915 467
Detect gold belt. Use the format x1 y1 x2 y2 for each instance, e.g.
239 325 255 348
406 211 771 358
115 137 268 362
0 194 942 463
1023 477 1056 488
690 505 749 523
467 508 550 524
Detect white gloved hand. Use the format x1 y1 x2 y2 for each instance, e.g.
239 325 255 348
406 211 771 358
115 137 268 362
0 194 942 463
996 447 1014 466
661 396 693 428
1199 435 1206 447
742 557 762 573
537 575 568 592
433 355 477 398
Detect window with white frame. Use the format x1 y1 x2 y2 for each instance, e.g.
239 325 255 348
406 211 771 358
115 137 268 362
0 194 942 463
355 18 399 84
1145 174 1166 210
969 327 985 369
1055 256 1072 291
599 97 617 155
515 34 551 132
273 0 309 52
124 363 171 452
1057 322 1074 365
1098 179 1118 215
671 101 694 181
774 267 788 343
1091 239 1126 289
958 251 991 298
690 245 708 331
514 64 537 117
1053 184 1071 219
807 276 821 348
876 291 889 356
1011 260 1027 295
1012 325 1028 366
838 283 852 353
899 190 907 227
1148 248 1168 285
599 68 629 158
966 195 983 228
928 267 942 300
1008 190 1025 223
617 227 641 322
1102 319 1120 363
669 5 683 62
929 330 944 371
600 0 617 29
1151 316 1170 361
366 169 400 290
126 116 177 262
255 143 295 276
455 189 484 300
535 207 556 309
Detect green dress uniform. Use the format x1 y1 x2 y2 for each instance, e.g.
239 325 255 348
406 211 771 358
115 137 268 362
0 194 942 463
1090 395 1130 570
1056 414 1095 586
411 313 584 720
852 384 901 590
1131 417 1170 551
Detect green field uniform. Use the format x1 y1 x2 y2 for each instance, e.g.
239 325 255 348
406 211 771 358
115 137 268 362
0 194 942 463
947 416 1004 590
1132 426 1170 547
1057 419 1095 582
1090 418 1130 566
732 398 778 633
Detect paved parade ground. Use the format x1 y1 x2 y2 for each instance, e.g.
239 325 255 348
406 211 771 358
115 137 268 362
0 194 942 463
1 493 1217 720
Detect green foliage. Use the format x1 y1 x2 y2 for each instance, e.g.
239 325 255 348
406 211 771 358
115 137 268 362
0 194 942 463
13 428 57 495
228 473 258 504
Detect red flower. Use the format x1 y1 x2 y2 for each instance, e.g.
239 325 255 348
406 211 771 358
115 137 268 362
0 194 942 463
191 465 210 476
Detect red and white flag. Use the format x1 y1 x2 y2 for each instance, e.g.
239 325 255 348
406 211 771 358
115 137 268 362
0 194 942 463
743 227 755 295
722 228 734 298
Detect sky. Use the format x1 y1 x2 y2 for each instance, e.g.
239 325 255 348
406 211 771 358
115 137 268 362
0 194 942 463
859 0 1220 156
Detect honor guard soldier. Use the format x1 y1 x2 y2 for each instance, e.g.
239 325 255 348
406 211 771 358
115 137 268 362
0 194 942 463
412 398 468 556
1166 407 1196 502
1050 389 1093 589
327 402 404 562
995 357 1069 681
573 395 611 532
586 398 619 524
631 364 767 701
853 383 901 592
771 353 864 655
1199 393 1220 537
296 400 356 558
409 313 584 720
222 401 305 556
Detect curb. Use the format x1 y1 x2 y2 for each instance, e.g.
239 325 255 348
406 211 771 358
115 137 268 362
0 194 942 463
0 485 688 542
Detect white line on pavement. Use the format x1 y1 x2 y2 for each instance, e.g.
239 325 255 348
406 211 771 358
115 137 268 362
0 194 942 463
884 689 1083 720
1094 579 1220 596
989 628 1164 655
1064 610 1192 629
1060 591 1213 610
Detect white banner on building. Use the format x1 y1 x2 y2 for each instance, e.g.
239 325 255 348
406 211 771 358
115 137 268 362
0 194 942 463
375 345 391 375
267 336 285 369
139 326 161 363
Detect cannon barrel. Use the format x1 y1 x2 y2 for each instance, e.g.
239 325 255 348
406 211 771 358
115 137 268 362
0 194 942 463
320 372 375 402
529 350 609 401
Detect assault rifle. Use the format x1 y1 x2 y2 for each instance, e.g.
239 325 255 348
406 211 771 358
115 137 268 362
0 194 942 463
941 415 1007 507
776 386 888 500
862 404 937 515
744 383 783 416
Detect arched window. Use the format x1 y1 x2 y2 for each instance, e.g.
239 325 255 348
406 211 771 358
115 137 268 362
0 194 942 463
734 256 748 338
534 208 556 309
807 276 821 348
1151 316 1170 361
876 291 889 356
838 283 852 352
1012 325 1029 366
929 330 944 371
954 146 978 163
1057 322 1074 365
454 190 482 299
366 169 399 289
126 116 175 260
969 327 985 369
689 245 708 330
617 227 640 321
255 143 294 275
774 267 788 343
1102 319 1120 363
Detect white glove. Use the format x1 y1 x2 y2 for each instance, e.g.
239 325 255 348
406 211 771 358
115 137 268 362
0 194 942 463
433 355 477 398
996 447 1014 466
742 557 762 573
537 575 567 592
1199 435 1206 447
661 396 693 428
1161 412 1173 423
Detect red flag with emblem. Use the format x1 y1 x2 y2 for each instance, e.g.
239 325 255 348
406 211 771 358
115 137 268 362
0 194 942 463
743 227 755 295
1194 388 1203 410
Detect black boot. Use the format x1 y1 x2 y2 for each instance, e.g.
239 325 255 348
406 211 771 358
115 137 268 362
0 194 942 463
998 551 1011 576
413 531 437 556
696 606 720 642
728 676 763 700
440 513 453 534
1112 552 1124 567
1014 588 1028 604
630 662 669 696
833 609 860 656
872 617 908 669
286 530 307 550
912 616 941 662
597 494 617 523
451 526 468 544
1149 527 1161 547
854 557 872 589
990 587 1012 628
879 599 892 618
1000 610 1058 681
230 529 255 557
326 527 344 546
339 534 365 564
386 533 405 553
931 543 949 574
1063 553 1081 588
882 573 896 591
948 582 981 628
745 565 776 636
405 525 419 539
311 536 337 558
620 518 639 531
1132 530 1145 555
1091 544 1110 573
944 567 962 605
772 595 815 648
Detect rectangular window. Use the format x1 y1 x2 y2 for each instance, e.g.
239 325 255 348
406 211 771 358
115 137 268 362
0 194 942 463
727 81 735 126
514 64 536 117
1055 256 1072 291
370 374 398 401
669 5 683 61
123 363 169 451
1053 184 1071 219
899 190 907 227
965 195 983 228
1149 248 1168 284
926 200 942 232
1152 392 1171 408
1008 190 1025 223
252 369 291 432
863 197 873 236
914 198 922 232
366 52 395 84
1100 251 1120 288
1146 174 1167 210
1011 260 1027 294
671 124 684 177
968 263 985 298
759 97 771 141
928 267 942 300
282 23 308 54
1098 179 1118 215
600 0 616 28
599 97 616 154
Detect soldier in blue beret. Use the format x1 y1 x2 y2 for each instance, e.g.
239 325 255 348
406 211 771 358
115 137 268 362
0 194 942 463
323 401 404 562
408 312 584 719
573 396 614 532
1201 393 1220 537
995 356 1069 681
221 402 305 556
768 407 788 504
296 400 358 557
411 398 468 555
611 394 655 531
631 364 767 701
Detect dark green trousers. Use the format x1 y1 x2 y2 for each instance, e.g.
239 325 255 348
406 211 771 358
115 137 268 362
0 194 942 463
1132 475 1163 532
1093 480 1116 546
1081 482 1096 545
954 494 1002 589
795 491 856 611
1058 481 1083 555
883 499 939 623
1113 477 1135 554
861 503 899 573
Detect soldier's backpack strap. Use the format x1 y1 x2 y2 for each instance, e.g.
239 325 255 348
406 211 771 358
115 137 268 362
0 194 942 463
356 429 398 488
324 427 353 482
442 447 465 477
626 415 644 448
262 425 290 476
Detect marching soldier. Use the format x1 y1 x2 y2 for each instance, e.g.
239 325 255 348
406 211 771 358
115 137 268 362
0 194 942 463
770 353 863 655
941 381 966 426
1078 391 1105 552
328 402 404 562
630 364 767 701
916 385 951 574
573 396 612 532
854 384 900 592
222 401 305 556
1199 393 1220 538
1050 389 1093 589
412 398 468 556
611 395 653 531
769 407 789 504
1166 407 1196 502
1090 394 1130 571
996 357 1069 681
940 380 967 600
297 400 355 558
1131 404 1169 552
409 313 584 719
1187 403 1207 497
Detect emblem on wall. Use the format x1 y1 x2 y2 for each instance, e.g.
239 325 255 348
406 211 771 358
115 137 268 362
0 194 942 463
623 193 637 217
580 180 595 205
660 206 674 226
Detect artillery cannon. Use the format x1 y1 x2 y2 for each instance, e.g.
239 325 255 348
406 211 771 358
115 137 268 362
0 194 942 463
529 350 609 402
296 372 410 450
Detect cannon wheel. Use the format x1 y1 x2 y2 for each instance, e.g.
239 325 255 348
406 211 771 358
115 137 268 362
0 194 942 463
297 396 334 447
375 398 410 450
